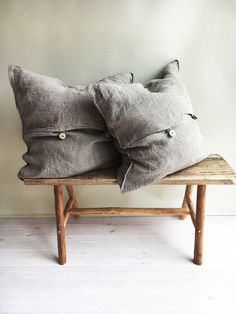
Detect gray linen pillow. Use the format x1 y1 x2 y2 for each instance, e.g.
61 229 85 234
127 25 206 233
8 65 133 178
88 60 208 193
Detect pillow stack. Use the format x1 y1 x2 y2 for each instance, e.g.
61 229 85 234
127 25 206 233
9 60 208 193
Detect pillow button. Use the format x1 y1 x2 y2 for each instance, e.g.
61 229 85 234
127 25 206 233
59 132 66 140
168 129 176 137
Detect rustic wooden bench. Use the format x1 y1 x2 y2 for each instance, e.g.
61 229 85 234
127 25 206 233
24 154 236 266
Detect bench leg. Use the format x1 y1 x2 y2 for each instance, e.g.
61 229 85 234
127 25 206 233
194 185 206 265
66 185 79 218
54 185 66 265
180 185 193 219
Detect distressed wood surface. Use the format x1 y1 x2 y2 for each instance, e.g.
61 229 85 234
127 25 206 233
23 154 236 186
194 185 206 265
67 207 189 216
54 185 66 265
180 185 193 220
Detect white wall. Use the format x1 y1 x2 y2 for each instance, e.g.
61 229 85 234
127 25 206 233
0 0 235 217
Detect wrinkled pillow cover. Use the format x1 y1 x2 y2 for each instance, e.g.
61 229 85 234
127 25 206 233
88 60 208 193
9 65 133 179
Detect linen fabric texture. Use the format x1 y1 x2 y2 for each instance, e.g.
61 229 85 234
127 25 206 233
88 60 208 193
9 65 133 179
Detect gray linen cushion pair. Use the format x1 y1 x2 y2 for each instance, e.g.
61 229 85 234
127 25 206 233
9 65 133 178
88 60 208 193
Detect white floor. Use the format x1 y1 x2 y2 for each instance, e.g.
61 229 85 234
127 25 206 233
0 215 235 314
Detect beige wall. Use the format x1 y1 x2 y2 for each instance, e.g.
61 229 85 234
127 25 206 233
0 0 236 217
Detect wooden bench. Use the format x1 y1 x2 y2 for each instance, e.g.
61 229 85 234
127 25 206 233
24 154 236 266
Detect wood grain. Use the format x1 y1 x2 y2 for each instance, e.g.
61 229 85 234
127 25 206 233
194 185 206 265
180 185 193 220
22 155 236 266
23 154 236 186
186 195 196 227
66 185 78 208
54 185 66 265
67 207 190 216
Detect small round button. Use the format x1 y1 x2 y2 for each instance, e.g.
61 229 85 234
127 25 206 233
168 129 176 137
59 132 66 140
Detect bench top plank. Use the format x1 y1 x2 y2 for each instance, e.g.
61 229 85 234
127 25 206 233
23 154 236 186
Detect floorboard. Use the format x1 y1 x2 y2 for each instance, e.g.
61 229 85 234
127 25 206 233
0 216 235 314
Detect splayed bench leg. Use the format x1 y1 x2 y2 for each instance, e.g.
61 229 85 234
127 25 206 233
194 185 206 265
179 185 193 220
54 185 66 265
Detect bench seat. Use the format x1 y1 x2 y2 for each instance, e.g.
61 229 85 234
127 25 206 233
24 154 236 186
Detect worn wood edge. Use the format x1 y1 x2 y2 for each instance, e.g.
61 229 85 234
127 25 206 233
23 154 236 186
24 178 117 185
23 177 236 186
